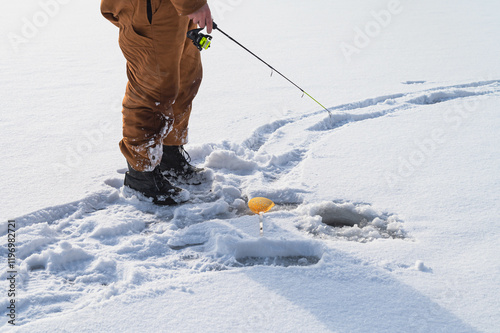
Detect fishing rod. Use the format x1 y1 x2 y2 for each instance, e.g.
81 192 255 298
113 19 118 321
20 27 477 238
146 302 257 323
187 22 332 117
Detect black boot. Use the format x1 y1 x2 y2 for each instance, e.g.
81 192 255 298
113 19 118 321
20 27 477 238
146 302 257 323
124 163 189 205
160 145 207 185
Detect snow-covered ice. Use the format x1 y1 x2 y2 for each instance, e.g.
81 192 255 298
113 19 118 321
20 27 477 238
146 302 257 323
1 0 500 332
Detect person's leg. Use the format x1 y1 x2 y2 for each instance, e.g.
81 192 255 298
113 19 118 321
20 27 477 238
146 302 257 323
162 19 203 146
114 0 195 203
159 33 208 185
153 11 208 184
119 0 191 172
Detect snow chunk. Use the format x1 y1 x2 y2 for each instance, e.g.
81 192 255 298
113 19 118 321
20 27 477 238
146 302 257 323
231 198 247 211
205 150 258 171
222 186 242 201
212 235 323 260
16 223 58 259
172 199 231 228
90 219 146 239
104 177 123 189
23 242 93 272
415 260 432 273
76 257 118 284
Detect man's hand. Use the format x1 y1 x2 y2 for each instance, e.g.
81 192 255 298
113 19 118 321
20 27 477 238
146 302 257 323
187 3 213 33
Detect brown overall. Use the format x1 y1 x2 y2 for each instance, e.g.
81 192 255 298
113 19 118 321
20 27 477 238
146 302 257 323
101 0 207 171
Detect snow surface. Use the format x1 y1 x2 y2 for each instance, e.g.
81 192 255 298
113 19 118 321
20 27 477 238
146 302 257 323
1 0 500 332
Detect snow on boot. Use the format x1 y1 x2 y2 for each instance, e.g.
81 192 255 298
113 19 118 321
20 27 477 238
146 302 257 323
124 163 189 205
160 145 210 185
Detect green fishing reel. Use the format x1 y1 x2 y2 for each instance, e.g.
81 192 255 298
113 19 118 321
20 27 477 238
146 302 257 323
187 27 212 51
187 22 219 51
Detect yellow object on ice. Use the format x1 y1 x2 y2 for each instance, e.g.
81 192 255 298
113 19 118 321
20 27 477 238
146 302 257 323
248 197 275 214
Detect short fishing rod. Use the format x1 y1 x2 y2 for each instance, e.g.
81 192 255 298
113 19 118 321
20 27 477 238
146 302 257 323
187 22 331 117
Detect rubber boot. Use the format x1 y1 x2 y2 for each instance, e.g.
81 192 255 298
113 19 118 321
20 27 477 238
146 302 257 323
160 145 207 185
124 163 189 205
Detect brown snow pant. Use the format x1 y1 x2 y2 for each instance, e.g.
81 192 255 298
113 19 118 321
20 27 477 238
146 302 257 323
101 0 206 171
